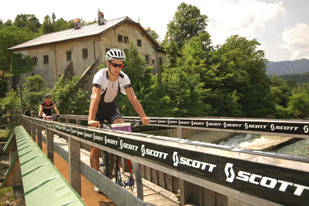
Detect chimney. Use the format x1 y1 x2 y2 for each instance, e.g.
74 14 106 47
98 10 104 25
74 18 81 29
144 27 151 33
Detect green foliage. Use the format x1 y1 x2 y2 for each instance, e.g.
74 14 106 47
53 75 89 114
0 79 7 98
280 72 309 84
53 18 74 32
162 39 180 68
0 129 10 139
11 53 33 76
40 15 54 34
211 35 274 117
22 75 47 113
166 2 208 48
0 187 15 204
0 25 36 72
14 14 41 33
0 89 21 111
287 84 309 119
117 44 154 116
147 29 160 44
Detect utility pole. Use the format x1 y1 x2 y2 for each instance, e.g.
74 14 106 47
20 85 23 114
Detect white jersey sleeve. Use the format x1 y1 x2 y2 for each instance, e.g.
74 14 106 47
92 68 107 89
119 71 131 94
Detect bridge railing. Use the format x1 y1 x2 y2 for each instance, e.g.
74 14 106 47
20 115 309 206
58 114 309 138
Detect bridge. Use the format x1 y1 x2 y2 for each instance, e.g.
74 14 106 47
3 115 309 206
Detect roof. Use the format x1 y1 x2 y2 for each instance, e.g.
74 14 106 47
9 16 160 50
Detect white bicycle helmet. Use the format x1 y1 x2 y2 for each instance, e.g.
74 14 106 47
105 48 126 61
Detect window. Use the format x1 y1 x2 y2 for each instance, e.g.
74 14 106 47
82 48 88 59
124 36 129 44
145 55 149 64
66 51 72 61
137 39 142 47
152 59 155 65
118 34 123 43
20 59 26 67
32 57 37 65
159 57 163 65
43 55 49 64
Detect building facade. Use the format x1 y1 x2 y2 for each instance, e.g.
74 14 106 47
10 15 165 88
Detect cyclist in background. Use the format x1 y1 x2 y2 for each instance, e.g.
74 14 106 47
39 94 60 119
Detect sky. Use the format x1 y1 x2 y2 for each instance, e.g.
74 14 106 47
1 0 308 62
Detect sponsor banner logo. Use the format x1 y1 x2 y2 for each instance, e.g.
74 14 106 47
244 123 268 130
270 124 299 132
83 131 92 139
223 122 243 129
192 120 205 127
172 151 216 173
150 119 158 124
179 120 191 126
205 121 222 128
304 125 309 134
71 129 77 135
119 139 139 151
128 118 135 122
92 133 103 142
158 119 167 124
141 144 168 159
104 136 118 146
77 129 84 137
224 163 309 197
168 119 178 125
61 126 66 131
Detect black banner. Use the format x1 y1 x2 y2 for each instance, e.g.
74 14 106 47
123 117 309 136
33 118 309 205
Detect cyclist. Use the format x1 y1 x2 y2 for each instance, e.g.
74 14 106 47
39 94 60 119
88 48 150 192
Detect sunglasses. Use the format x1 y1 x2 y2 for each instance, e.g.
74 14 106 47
111 63 124 68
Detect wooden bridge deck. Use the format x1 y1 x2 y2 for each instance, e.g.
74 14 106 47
46 132 179 206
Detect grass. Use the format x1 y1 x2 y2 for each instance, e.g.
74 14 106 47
0 130 9 140
0 187 15 204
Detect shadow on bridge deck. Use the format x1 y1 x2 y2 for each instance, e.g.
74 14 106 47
41 141 116 206
40 134 178 206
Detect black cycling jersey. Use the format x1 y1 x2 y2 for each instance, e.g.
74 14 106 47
41 101 54 116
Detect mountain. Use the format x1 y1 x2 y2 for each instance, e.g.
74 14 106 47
266 58 309 76
280 72 309 84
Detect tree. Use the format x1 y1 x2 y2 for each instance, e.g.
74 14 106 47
117 44 154 116
287 83 309 119
54 18 74 31
52 12 56 24
162 39 180 68
0 25 36 72
14 14 40 33
147 29 160 44
213 35 274 117
166 2 208 48
0 89 21 111
40 15 54 34
4 20 12 26
53 75 89 114
22 75 47 114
